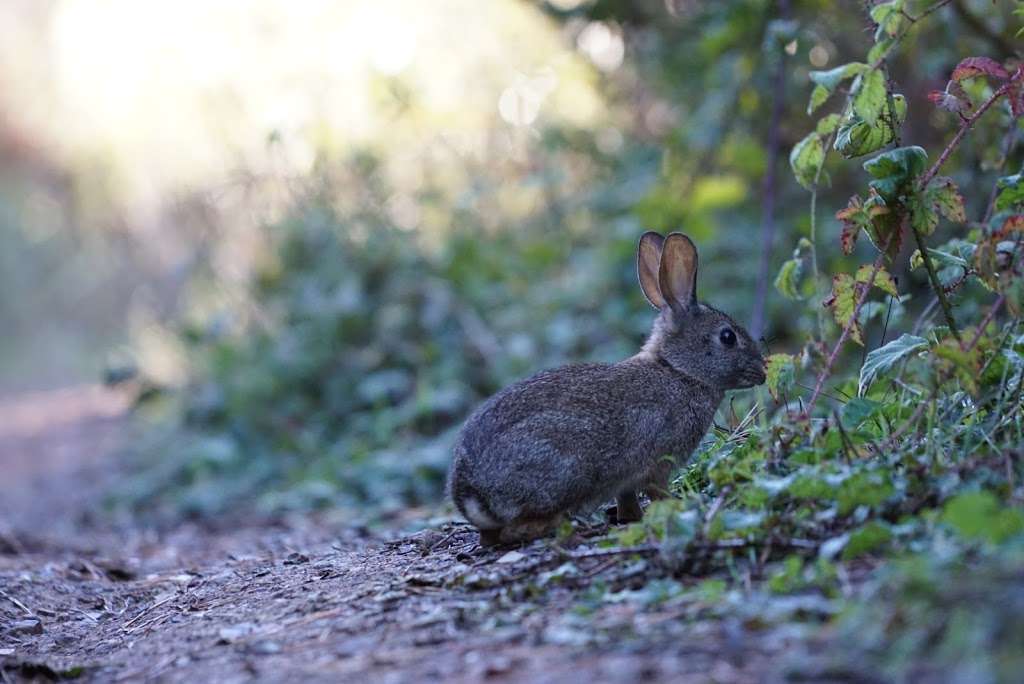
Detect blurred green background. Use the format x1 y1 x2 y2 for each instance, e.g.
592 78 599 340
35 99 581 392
0 0 1019 517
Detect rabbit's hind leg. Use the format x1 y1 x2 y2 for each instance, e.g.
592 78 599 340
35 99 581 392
498 517 560 545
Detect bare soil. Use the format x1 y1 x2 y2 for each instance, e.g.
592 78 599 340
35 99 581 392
0 387 808 683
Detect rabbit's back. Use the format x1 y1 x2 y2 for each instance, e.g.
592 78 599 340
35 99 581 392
449 359 721 529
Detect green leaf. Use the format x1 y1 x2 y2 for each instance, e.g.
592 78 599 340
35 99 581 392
774 258 804 300
790 131 825 190
863 145 928 180
807 84 830 115
853 68 887 126
816 113 841 135
834 94 906 158
995 173 1024 211
942 491 1024 545
869 1 905 40
765 353 796 401
842 521 892 560
927 176 967 223
908 192 939 235
855 264 898 296
858 333 928 394
841 397 883 428
809 62 869 91
863 146 929 201
825 274 863 345
867 36 894 64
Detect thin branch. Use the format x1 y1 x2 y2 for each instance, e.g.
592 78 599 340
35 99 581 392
916 70 1021 191
806 243 890 414
911 219 961 340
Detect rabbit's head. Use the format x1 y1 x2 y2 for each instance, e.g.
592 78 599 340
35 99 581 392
637 231 766 390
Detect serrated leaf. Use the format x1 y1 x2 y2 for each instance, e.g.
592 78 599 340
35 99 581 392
858 333 927 394
837 195 870 255
908 191 939 235
863 189 903 259
834 94 906 158
863 146 928 201
995 173 1024 211
765 353 796 401
853 69 887 126
825 273 863 345
927 176 967 223
855 264 898 296
790 131 825 190
869 1 904 40
774 258 804 300
951 56 1009 82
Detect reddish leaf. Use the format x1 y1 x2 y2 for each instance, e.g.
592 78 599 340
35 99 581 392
836 195 869 255
927 85 970 114
951 56 1009 82
993 214 1024 240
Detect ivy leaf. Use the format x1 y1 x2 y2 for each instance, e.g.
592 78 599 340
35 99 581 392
790 131 825 190
834 94 906 158
765 353 797 401
824 274 863 345
995 173 1024 212
855 264 898 296
853 68 887 127
836 195 870 255
951 56 1009 82
858 333 927 395
927 176 967 223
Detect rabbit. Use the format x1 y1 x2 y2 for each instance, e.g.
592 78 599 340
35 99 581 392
448 231 766 545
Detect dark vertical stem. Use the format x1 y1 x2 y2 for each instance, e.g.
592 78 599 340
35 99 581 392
750 0 790 340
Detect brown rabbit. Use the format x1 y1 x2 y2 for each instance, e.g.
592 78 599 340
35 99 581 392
448 232 765 545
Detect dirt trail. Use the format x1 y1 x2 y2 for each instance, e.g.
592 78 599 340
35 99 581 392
0 387 796 683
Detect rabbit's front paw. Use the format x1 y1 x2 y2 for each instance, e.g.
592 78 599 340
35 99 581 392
611 491 643 524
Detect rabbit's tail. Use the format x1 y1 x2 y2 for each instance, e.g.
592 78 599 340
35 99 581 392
450 468 504 530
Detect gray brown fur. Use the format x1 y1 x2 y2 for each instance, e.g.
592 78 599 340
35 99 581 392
448 232 765 544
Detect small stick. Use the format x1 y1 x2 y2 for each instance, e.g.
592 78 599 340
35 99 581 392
0 589 33 617
121 593 177 631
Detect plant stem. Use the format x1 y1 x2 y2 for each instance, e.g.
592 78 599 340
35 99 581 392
806 246 889 414
911 221 961 341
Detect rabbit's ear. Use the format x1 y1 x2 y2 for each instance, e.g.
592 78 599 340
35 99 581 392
636 231 666 308
659 233 698 312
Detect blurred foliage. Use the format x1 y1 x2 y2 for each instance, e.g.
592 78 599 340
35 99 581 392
119 0 1024 675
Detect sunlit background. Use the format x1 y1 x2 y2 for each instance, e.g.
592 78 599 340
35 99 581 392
0 0 626 390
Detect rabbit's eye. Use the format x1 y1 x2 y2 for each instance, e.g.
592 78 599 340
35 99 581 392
719 328 737 347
